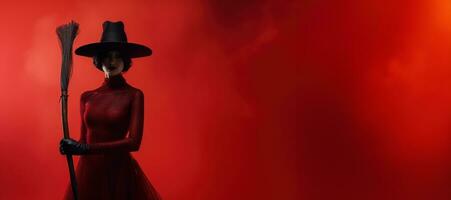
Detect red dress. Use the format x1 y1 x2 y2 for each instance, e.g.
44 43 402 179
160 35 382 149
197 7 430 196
63 75 161 200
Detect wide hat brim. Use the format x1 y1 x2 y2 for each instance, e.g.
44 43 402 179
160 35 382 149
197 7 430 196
75 42 152 58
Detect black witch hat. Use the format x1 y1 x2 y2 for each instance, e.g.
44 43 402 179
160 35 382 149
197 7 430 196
75 21 152 58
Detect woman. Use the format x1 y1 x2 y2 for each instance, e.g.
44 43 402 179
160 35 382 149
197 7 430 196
60 21 161 200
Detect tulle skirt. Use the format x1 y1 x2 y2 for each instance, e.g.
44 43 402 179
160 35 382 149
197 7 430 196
63 153 161 200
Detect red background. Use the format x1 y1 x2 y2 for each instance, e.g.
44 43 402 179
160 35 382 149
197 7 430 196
0 0 450 199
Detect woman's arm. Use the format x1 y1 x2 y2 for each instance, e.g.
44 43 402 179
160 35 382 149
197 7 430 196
87 89 144 153
59 92 89 155
78 92 88 144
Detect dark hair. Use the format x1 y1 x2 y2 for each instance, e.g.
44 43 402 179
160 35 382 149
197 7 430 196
93 51 133 72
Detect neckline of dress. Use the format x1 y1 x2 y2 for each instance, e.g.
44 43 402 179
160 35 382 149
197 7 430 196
102 74 127 89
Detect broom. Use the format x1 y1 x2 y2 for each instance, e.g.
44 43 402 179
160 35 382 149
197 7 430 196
56 21 79 200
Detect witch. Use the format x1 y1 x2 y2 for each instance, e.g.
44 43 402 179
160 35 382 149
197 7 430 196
59 21 161 200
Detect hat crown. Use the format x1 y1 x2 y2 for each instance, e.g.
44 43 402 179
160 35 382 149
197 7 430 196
100 21 128 43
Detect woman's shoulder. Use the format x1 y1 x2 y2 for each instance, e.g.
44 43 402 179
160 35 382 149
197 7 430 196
80 90 95 102
126 85 144 97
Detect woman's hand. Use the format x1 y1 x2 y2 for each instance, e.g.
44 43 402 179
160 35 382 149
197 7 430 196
60 138 89 155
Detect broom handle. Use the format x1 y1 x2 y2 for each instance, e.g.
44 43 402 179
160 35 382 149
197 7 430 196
61 92 78 200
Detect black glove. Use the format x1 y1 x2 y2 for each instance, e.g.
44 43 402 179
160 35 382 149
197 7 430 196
60 138 89 155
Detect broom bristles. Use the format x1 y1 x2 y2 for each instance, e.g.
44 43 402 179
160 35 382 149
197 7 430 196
57 21 79 91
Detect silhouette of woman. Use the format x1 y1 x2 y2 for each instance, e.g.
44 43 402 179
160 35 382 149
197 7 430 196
60 21 161 200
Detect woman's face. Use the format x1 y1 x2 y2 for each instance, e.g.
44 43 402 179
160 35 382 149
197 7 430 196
101 51 124 78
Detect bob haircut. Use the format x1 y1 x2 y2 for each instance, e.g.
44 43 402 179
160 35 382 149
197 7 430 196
93 51 133 72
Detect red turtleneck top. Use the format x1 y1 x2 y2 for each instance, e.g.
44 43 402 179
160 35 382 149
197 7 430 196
79 74 144 153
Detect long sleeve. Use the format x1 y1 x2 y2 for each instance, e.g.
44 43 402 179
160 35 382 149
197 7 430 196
78 92 88 144
87 89 144 154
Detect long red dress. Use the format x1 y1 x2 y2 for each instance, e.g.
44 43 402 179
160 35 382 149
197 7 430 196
63 74 161 200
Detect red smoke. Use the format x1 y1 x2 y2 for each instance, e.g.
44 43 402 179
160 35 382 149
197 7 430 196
0 0 450 199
